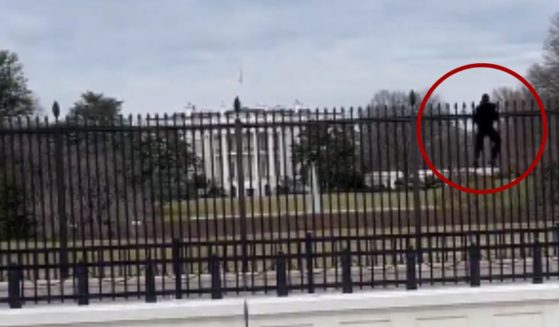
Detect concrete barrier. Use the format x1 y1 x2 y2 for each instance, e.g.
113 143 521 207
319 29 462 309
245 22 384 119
2 283 559 326
248 283 559 327
0 298 246 327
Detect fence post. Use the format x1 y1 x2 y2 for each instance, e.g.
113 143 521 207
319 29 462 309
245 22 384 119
533 234 543 284
276 251 288 297
469 240 481 287
341 248 353 294
172 239 183 299
210 254 223 299
304 233 315 293
76 260 89 305
8 263 22 309
145 258 156 303
54 117 69 279
233 97 249 275
406 246 417 290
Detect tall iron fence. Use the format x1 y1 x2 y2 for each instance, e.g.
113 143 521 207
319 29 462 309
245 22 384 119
0 99 558 307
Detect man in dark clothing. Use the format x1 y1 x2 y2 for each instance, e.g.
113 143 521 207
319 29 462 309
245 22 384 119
473 93 501 168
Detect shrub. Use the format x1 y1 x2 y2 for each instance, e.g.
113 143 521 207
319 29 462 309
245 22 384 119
0 181 33 240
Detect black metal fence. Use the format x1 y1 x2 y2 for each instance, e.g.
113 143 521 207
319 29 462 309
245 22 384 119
0 99 558 308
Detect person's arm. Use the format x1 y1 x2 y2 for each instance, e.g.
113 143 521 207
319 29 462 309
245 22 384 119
472 106 479 125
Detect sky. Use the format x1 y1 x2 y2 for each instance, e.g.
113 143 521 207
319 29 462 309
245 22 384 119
0 0 556 115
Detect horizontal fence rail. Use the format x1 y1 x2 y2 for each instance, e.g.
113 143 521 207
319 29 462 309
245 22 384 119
0 99 558 307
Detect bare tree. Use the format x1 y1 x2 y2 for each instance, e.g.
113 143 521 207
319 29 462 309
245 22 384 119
528 12 559 101
361 90 453 175
491 86 530 109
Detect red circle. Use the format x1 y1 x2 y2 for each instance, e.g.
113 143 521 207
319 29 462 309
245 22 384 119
416 63 548 195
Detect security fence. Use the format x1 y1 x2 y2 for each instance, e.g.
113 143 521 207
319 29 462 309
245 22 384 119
0 98 557 307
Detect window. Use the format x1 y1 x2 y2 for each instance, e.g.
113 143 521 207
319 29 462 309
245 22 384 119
259 159 269 176
229 160 235 178
258 132 268 151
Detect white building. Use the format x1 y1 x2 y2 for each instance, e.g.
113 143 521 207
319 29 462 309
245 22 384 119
155 106 339 197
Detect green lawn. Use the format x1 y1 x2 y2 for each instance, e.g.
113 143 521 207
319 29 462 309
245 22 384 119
434 175 536 214
163 190 441 220
163 175 538 220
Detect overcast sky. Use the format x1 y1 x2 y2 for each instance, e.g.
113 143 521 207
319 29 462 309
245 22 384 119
0 0 556 115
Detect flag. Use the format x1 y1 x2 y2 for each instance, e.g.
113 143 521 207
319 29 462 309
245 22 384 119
238 65 243 84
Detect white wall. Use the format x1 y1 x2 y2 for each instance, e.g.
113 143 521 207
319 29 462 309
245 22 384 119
248 284 559 327
0 298 246 327
3 283 559 327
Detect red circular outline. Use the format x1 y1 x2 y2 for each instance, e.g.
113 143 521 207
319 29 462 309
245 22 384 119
416 63 548 195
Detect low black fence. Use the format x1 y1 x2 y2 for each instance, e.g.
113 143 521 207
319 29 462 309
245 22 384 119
0 98 558 307
2 227 558 308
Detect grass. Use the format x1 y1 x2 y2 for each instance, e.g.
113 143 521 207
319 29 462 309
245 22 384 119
434 175 537 214
163 190 442 220
163 175 536 220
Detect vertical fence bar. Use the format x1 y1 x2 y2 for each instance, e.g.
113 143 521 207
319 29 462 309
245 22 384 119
377 106 387 284
154 114 166 293
62 116 76 298
101 114 115 299
520 101 530 279
276 251 288 297
443 103 457 283
382 106 395 283
26 117 40 297
542 102 551 278
357 107 368 287
133 115 144 298
54 122 69 279
503 104 515 281
409 102 423 265
233 97 248 276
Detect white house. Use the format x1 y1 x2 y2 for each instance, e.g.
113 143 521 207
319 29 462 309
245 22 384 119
153 105 339 197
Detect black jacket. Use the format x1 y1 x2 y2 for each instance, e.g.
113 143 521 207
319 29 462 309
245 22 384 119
473 102 499 131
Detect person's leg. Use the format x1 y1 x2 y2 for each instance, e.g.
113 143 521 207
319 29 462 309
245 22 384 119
488 128 501 166
474 131 485 168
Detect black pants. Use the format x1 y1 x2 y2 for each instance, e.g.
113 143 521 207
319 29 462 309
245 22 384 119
474 128 501 164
